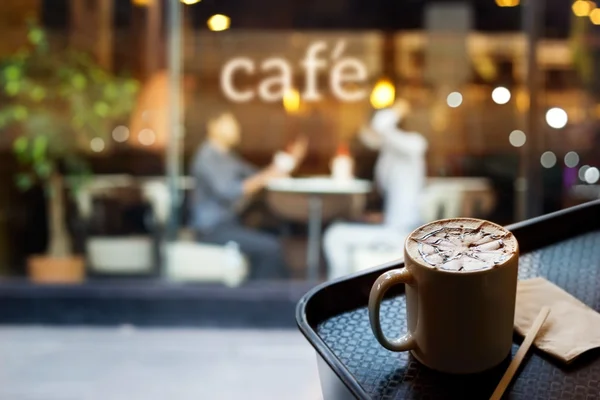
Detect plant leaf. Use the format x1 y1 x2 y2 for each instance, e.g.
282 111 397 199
34 160 53 179
15 173 34 191
13 136 28 153
32 135 48 161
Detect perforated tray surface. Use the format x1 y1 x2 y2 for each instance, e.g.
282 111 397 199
316 230 600 399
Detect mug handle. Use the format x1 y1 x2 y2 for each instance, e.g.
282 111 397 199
368 268 417 352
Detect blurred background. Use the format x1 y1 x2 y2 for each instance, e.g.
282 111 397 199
0 0 599 398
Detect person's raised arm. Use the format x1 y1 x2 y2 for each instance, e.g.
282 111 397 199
370 102 427 157
380 129 428 157
287 135 308 168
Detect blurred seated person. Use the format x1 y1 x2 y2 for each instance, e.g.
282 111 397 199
190 111 307 280
323 100 428 279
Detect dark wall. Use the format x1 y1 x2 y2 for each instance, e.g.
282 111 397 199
0 153 47 275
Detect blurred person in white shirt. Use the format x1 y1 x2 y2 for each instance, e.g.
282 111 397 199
323 99 428 279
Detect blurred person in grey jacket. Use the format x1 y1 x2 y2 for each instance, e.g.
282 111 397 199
190 111 307 280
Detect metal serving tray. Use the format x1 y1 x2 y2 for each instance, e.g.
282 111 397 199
297 200 600 399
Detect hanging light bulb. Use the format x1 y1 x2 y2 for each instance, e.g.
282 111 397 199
370 79 395 109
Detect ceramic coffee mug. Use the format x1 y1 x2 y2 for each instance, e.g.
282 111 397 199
368 218 519 374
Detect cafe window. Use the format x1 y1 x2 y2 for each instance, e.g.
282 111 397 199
0 0 595 308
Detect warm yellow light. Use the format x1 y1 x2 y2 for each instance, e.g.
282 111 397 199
473 56 497 82
590 8 600 23
370 79 395 109
207 14 230 31
569 107 585 124
516 89 530 113
495 0 519 7
573 0 596 17
432 111 448 132
181 0 201 4
132 0 151 6
283 88 301 114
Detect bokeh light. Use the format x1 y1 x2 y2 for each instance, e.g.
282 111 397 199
569 106 585 124
208 14 231 31
584 167 600 184
283 88 301 114
545 107 568 129
473 56 497 82
112 125 130 143
370 79 395 109
591 8 600 24
446 92 463 108
540 151 557 168
491 87 511 104
181 0 201 4
138 129 156 146
573 0 595 16
508 130 526 147
564 151 580 168
90 137 105 153
579 165 590 181
514 177 527 191
495 0 520 7
515 89 530 113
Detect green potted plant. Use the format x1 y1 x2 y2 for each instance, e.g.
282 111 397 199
0 22 139 283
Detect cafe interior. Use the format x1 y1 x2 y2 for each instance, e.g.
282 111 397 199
0 0 599 324
4 2 600 399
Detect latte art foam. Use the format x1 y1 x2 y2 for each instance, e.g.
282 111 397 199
407 219 517 272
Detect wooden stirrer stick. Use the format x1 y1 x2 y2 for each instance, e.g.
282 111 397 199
489 306 551 400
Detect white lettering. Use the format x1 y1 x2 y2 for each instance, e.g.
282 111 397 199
301 41 327 101
258 58 292 102
220 58 255 103
219 40 369 103
330 58 367 102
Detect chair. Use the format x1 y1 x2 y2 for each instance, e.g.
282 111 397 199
140 179 249 286
75 175 158 276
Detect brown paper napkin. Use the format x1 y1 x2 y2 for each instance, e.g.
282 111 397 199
515 277 600 363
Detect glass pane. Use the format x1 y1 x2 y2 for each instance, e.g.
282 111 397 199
1 1 597 398
0 2 586 286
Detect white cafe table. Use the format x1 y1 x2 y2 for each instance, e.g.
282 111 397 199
267 177 372 280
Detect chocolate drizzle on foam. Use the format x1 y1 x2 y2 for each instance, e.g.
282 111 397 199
412 224 513 272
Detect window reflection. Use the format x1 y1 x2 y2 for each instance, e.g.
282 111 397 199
2 2 600 398
0 2 596 291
